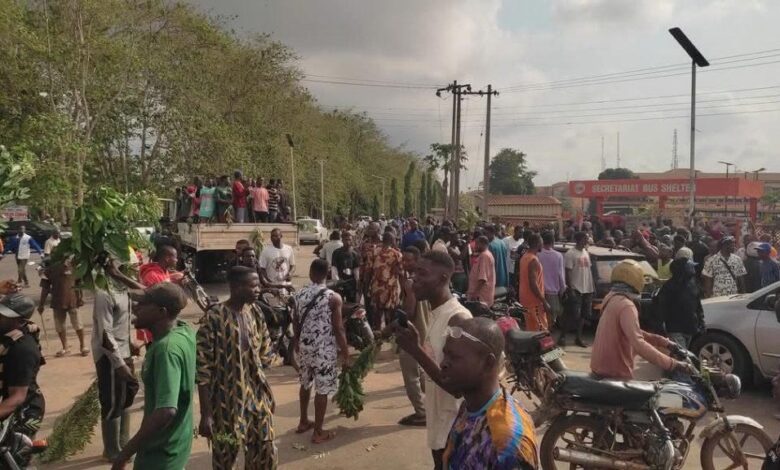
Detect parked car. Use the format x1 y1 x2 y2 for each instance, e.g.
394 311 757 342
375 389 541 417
554 243 659 322
297 218 328 245
2 220 70 249
689 281 780 384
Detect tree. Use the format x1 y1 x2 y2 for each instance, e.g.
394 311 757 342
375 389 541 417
425 171 435 212
424 143 466 211
0 145 34 230
371 194 380 220
403 161 415 216
488 148 536 195
418 172 427 217
598 168 637 179
389 177 399 217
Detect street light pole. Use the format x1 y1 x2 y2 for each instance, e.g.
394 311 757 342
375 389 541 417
285 133 298 221
669 28 709 228
718 160 734 216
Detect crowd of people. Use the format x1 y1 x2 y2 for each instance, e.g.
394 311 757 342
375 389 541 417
175 173 293 224
0 209 779 469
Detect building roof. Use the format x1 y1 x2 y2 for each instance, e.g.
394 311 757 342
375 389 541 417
487 195 561 206
635 169 780 181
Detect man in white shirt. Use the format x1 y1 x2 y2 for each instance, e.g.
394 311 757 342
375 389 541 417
395 250 472 470
259 228 296 286
317 231 343 270
502 226 524 290
10 226 43 287
44 231 61 256
561 231 594 348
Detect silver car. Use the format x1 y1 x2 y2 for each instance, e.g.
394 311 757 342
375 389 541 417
690 282 780 383
297 218 328 245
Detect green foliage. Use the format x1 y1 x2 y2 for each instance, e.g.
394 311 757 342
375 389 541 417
333 341 381 420
0 145 34 232
52 187 160 290
488 148 536 195
403 162 415 216
389 178 399 217
371 194 380 220
0 0 416 217
39 380 100 463
598 168 637 179
459 208 481 230
418 172 427 217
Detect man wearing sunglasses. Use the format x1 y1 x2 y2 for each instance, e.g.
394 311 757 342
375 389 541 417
397 316 538 469
394 250 472 470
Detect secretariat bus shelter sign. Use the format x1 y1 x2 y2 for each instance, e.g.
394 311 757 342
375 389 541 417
569 178 764 199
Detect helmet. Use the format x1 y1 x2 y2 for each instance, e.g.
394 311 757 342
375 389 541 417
611 259 646 293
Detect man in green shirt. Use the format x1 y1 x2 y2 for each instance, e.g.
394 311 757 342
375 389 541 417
112 283 196 470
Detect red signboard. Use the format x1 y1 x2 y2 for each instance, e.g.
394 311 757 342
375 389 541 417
569 178 763 199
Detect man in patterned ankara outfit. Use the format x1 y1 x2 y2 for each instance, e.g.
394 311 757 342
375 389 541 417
196 266 276 469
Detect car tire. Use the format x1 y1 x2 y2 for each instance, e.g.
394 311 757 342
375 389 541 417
691 332 752 383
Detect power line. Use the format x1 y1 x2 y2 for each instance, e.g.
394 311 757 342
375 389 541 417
304 73 442 87
302 78 440 90
501 56 780 93
499 47 780 91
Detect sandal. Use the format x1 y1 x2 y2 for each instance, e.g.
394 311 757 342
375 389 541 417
398 414 426 427
55 349 71 358
311 430 336 444
80 348 91 357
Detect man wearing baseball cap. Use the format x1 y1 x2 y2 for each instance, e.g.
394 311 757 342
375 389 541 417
111 283 195 470
758 243 780 289
0 293 45 438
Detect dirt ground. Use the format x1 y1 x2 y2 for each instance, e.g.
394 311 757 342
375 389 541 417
2 248 777 470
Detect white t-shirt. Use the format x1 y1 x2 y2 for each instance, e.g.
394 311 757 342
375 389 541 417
259 244 295 283
44 237 61 255
502 236 523 274
17 234 35 260
564 247 595 294
319 240 343 266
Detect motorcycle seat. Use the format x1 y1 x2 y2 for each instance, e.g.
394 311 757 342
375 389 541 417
505 329 547 355
557 371 656 408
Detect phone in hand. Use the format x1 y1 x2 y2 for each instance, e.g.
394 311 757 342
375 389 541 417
394 309 408 328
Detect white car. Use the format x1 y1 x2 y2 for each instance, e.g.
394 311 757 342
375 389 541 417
297 218 328 245
690 282 780 383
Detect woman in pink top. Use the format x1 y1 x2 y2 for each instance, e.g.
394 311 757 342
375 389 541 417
250 177 270 222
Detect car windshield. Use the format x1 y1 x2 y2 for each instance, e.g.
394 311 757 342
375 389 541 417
297 220 317 232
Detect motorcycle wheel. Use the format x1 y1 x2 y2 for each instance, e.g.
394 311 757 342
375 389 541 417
539 415 613 470
359 322 374 350
700 423 772 470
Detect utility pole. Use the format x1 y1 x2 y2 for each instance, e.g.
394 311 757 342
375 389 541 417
319 160 325 224
672 129 678 169
436 81 471 220
616 132 621 168
460 85 498 219
285 133 298 221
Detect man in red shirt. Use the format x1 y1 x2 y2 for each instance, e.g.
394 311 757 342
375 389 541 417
232 171 248 223
137 243 183 343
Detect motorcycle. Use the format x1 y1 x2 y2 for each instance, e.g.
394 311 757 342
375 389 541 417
326 279 374 351
182 271 218 315
256 283 296 367
456 287 527 329
537 345 772 470
0 416 47 470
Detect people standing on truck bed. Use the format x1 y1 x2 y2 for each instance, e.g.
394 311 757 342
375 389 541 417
197 178 216 222
250 177 270 223
232 171 248 223
277 180 290 222
267 178 280 223
215 175 232 223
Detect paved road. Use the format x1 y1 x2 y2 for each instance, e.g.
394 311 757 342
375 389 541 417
1 249 776 469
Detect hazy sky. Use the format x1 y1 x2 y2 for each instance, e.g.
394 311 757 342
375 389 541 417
186 0 780 187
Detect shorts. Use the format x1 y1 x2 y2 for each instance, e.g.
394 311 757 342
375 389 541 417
545 293 563 325
53 308 82 333
299 354 339 396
